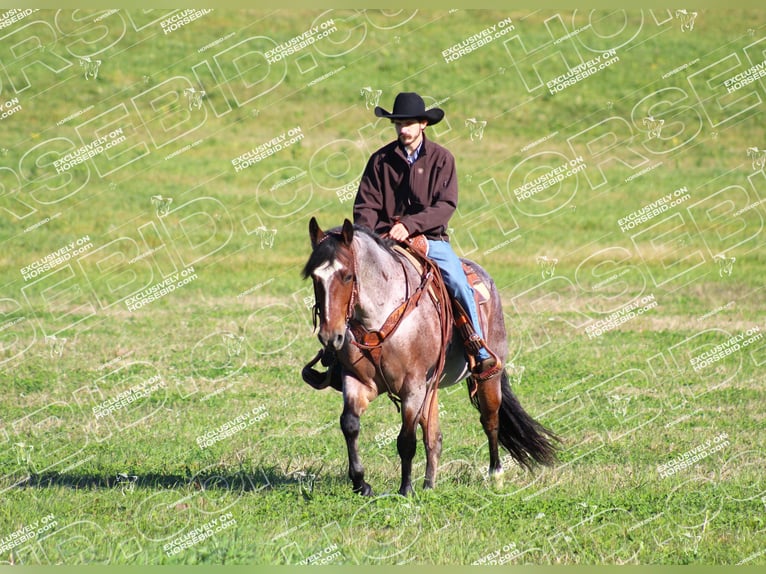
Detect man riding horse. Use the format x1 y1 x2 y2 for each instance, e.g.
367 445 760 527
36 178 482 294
305 91 501 388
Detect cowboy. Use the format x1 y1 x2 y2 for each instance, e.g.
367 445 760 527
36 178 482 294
353 91 499 377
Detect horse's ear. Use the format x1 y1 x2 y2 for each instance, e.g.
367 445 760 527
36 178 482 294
341 218 354 244
309 217 324 248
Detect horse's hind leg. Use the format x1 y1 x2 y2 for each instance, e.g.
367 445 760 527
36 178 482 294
474 373 503 477
340 378 374 496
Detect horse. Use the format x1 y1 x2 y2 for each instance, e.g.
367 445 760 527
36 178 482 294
301 217 559 496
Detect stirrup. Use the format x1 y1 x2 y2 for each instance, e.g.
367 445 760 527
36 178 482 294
466 346 503 382
301 350 342 391
471 358 503 383
467 359 503 399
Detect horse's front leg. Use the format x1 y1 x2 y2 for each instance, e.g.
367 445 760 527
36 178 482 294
420 389 442 490
397 394 424 497
340 375 374 495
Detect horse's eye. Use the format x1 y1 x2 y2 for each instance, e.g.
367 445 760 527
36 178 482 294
342 273 353 284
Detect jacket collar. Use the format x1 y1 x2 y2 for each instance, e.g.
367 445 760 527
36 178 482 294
395 132 429 161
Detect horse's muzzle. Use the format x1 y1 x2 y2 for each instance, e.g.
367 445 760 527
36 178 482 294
319 330 345 351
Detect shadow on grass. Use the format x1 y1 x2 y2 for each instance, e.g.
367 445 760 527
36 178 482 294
12 464 348 493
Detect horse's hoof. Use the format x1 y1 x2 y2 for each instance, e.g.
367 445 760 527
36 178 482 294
355 483 374 496
422 480 434 490
398 484 414 497
489 467 505 489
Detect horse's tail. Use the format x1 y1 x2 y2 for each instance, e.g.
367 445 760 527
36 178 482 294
494 369 560 471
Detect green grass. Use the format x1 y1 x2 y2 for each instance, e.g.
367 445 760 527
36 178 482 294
0 8 764 566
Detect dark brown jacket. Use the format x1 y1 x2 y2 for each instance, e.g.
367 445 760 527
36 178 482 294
353 134 457 241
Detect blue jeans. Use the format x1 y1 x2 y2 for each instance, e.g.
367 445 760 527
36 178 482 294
426 239 488 357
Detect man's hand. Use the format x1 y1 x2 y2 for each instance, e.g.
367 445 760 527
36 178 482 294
388 222 410 242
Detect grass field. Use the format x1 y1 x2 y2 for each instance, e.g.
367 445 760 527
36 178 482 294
0 8 765 566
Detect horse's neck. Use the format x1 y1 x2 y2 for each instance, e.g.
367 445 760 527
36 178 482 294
353 236 412 325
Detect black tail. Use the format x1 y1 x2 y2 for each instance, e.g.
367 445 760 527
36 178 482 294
494 370 560 471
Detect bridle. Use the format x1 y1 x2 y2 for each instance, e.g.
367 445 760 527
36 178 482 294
310 231 357 334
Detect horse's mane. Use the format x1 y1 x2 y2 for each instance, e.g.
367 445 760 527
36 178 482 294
301 224 397 279
355 224 398 253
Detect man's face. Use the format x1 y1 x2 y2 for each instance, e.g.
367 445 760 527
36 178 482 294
393 118 427 148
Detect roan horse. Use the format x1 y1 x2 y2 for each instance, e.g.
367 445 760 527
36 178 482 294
302 218 559 496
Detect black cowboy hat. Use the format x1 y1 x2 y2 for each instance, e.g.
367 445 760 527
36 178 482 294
374 92 444 125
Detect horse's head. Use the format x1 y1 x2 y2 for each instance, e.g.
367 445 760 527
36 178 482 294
303 217 356 351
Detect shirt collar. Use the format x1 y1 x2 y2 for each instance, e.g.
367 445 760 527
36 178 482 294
400 134 427 165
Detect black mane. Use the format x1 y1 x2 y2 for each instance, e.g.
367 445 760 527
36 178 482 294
301 224 397 279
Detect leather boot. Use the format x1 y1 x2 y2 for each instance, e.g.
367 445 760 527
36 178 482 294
452 300 500 377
